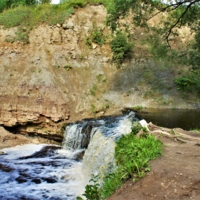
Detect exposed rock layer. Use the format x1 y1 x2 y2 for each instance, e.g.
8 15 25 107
0 5 199 142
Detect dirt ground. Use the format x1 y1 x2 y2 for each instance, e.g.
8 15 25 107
107 133 200 200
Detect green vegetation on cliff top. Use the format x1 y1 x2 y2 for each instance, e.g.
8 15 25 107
0 0 106 43
0 0 200 97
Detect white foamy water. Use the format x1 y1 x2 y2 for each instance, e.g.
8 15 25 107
2 144 47 159
0 144 84 200
0 112 138 200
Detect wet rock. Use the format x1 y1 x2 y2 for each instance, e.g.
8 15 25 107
42 177 57 183
0 163 13 172
0 151 4 155
31 178 41 184
16 177 28 184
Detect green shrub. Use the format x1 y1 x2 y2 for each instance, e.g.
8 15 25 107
91 26 106 46
174 76 195 90
174 70 200 94
0 3 74 43
131 122 144 135
0 7 31 28
111 31 133 66
86 26 106 48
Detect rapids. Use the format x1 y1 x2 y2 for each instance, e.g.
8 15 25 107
0 112 137 199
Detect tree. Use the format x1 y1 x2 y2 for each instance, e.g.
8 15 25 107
40 0 51 3
107 0 200 47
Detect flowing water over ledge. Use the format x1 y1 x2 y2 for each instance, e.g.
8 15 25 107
0 112 137 200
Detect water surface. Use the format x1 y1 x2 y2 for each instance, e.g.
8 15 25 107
136 109 200 130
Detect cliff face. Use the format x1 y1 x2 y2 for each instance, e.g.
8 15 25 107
0 5 198 143
0 5 114 140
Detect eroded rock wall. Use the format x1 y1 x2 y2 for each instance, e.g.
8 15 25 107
0 5 198 143
0 5 113 138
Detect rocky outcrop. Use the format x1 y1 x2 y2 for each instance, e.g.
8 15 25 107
0 5 113 139
0 126 35 149
0 5 198 143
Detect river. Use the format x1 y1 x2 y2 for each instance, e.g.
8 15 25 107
136 108 200 130
0 112 137 200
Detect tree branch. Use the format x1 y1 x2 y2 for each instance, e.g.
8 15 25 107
147 0 196 21
165 1 196 48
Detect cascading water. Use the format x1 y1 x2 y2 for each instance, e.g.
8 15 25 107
0 112 138 200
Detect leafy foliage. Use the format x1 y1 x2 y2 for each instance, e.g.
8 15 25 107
0 0 108 43
111 31 133 65
106 0 200 46
0 0 50 13
0 3 75 43
131 122 146 135
86 26 106 48
174 76 195 90
77 175 101 200
174 70 200 93
91 26 106 46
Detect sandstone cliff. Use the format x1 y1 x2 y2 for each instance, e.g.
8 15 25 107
0 5 198 144
0 5 113 141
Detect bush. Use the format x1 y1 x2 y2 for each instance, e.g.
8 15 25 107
0 3 74 43
0 0 107 43
0 0 40 13
174 76 195 90
174 70 200 94
86 26 106 48
111 31 133 66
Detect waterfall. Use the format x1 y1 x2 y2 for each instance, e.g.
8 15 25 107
0 112 138 200
62 111 138 191
63 111 137 150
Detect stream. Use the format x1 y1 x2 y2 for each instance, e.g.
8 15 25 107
0 112 137 200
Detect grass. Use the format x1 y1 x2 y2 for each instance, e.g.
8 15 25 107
191 129 200 132
100 131 162 198
0 4 74 43
0 0 107 43
78 123 162 200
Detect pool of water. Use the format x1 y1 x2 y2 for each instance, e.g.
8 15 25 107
136 109 200 130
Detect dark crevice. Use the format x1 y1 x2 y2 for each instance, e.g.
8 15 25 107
2 123 63 143
27 132 63 142
3 124 21 134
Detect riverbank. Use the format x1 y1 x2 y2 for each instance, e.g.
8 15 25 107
107 124 200 200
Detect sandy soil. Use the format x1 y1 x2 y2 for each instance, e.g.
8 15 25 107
107 135 200 200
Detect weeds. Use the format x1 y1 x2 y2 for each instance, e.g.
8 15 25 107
96 74 106 83
90 84 97 96
86 26 106 48
91 104 96 113
111 31 133 66
64 65 72 71
132 105 143 111
174 70 200 93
